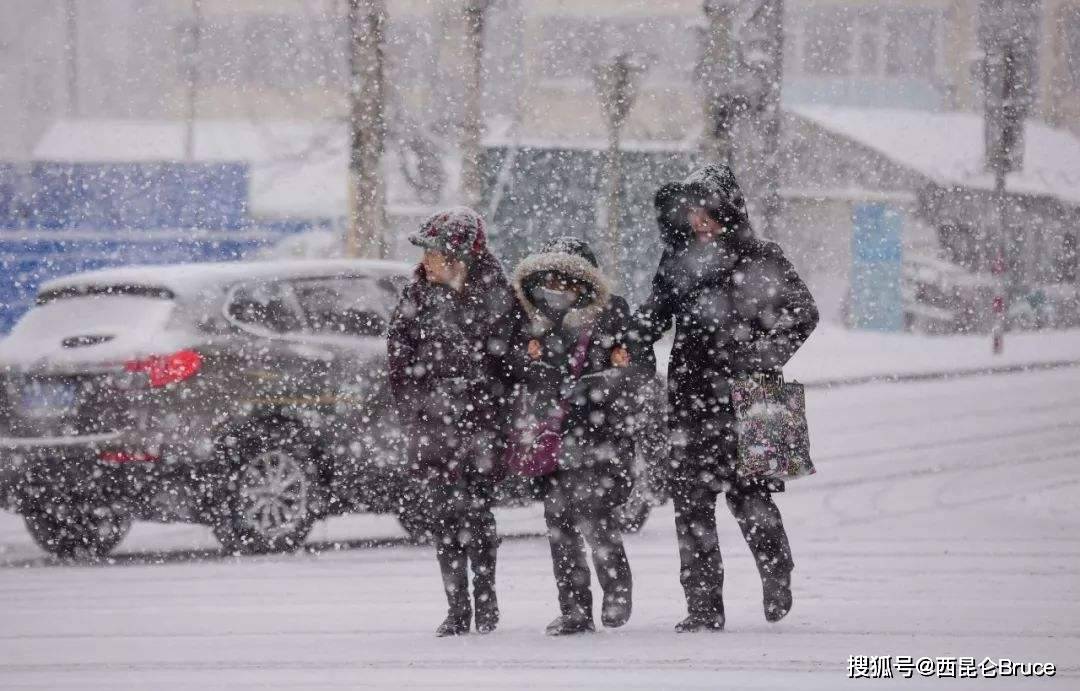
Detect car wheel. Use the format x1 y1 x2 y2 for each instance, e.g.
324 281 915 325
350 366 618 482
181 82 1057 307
613 490 652 534
214 424 318 555
23 501 131 559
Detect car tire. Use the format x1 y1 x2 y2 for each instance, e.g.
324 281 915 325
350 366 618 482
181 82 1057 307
23 501 131 559
213 422 319 555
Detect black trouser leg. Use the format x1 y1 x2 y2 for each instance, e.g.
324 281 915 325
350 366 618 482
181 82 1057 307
725 486 794 581
672 480 724 617
435 532 471 618
544 483 593 619
431 480 472 620
465 498 499 620
579 514 632 621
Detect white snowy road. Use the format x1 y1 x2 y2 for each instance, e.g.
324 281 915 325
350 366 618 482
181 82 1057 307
1 368 1078 689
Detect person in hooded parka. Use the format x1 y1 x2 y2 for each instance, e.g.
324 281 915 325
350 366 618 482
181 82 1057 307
387 207 523 637
512 237 645 636
632 164 819 632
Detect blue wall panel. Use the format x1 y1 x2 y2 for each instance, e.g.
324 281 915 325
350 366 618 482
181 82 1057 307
0 162 248 231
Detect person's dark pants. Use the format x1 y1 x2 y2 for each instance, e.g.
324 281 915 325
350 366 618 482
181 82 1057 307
542 467 632 620
427 468 499 619
672 473 793 617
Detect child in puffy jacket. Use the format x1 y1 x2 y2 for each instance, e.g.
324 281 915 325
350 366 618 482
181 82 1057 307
511 237 646 635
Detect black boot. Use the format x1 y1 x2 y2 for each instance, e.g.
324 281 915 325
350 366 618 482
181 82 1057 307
435 539 471 637
474 591 499 634
435 611 471 637
545 613 596 636
470 541 499 634
763 573 792 623
601 590 632 628
676 587 725 633
674 612 725 633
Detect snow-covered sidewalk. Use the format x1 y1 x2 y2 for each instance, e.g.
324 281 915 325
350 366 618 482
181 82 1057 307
0 367 1077 689
657 324 1080 385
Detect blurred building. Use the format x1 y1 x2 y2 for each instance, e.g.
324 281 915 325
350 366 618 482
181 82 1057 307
1 0 1079 329
4 0 1080 157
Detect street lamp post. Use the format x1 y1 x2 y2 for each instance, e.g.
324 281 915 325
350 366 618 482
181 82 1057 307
347 0 388 258
460 0 490 209
593 52 646 278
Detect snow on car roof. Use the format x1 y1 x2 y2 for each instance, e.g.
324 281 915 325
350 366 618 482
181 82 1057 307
38 259 413 300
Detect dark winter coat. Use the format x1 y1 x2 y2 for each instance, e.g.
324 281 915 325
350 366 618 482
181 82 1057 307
387 251 523 480
511 250 646 480
632 164 819 479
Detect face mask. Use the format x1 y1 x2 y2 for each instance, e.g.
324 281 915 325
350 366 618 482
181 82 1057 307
534 286 578 313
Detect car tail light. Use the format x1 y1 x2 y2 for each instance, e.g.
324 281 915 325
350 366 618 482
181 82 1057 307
99 450 160 464
125 349 202 388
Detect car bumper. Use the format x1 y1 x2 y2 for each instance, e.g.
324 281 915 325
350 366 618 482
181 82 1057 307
0 431 207 508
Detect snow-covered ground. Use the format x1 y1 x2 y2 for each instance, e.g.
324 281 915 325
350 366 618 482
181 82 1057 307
1 366 1078 689
655 324 1080 384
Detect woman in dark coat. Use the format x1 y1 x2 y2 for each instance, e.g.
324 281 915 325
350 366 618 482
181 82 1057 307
512 237 644 636
387 207 522 636
633 164 819 632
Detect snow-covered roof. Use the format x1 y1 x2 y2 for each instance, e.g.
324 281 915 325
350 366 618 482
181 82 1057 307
38 258 413 301
792 106 1080 206
32 120 419 220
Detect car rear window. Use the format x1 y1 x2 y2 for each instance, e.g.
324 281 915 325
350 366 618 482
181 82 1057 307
36 284 175 305
290 276 400 336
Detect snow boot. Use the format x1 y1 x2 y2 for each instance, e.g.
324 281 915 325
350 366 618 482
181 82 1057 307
601 590 632 628
674 612 725 633
470 541 499 633
474 593 499 634
435 611 471 637
763 574 792 623
435 539 471 637
545 613 596 636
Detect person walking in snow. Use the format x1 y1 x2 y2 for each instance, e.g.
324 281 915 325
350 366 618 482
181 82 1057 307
387 207 523 637
632 164 819 632
511 237 642 636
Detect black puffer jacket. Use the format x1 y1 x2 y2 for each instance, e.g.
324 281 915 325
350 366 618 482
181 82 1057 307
633 164 819 459
511 248 646 477
388 251 523 479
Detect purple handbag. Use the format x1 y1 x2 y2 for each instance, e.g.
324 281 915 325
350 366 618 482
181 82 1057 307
504 330 592 477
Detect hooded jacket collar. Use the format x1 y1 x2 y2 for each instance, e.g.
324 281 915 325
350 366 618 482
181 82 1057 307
654 163 756 251
512 251 612 332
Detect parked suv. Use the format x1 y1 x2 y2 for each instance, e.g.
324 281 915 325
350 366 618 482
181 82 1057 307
0 259 662 559
0 259 424 557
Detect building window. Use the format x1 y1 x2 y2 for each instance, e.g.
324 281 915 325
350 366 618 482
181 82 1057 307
536 16 695 85
1065 8 1080 89
795 5 940 79
802 8 853 76
884 10 937 78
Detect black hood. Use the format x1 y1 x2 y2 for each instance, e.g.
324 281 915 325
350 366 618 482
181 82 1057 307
653 163 755 250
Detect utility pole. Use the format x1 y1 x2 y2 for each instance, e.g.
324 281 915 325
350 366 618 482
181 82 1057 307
64 0 79 117
460 0 490 209
700 0 739 166
699 0 785 238
979 0 1039 353
347 0 387 258
183 0 202 161
594 53 646 279
757 0 784 240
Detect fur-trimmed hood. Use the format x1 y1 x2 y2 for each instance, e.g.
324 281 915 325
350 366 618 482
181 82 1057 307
512 250 612 332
